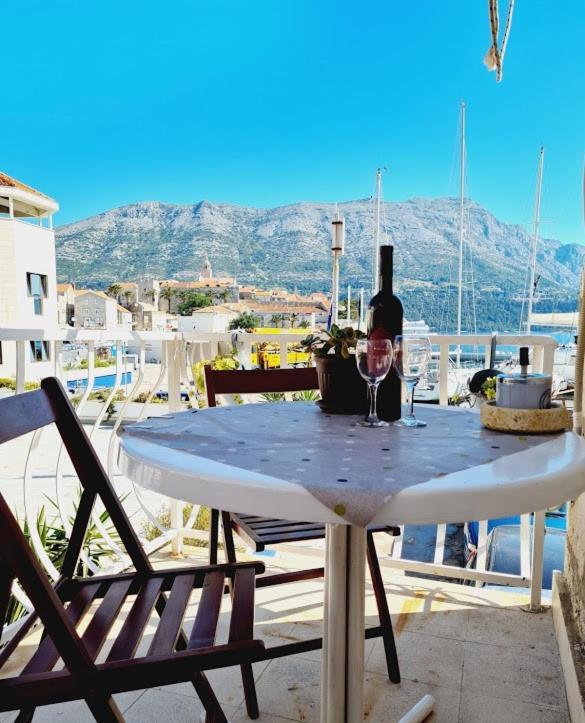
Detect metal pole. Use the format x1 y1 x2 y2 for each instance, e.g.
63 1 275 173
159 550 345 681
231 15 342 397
331 213 345 327
526 147 545 334
456 102 466 367
332 252 340 326
346 285 351 324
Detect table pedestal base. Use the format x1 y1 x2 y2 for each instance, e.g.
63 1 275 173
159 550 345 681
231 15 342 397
321 524 435 723
321 524 366 723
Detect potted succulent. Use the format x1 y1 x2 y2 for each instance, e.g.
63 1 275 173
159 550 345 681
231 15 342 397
300 325 369 414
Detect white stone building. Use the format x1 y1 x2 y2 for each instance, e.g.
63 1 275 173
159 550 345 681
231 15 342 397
0 172 59 380
73 290 132 330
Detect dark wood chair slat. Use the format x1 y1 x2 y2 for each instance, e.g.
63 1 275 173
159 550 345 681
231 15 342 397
21 582 102 676
189 571 225 650
148 574 196 656
81 579 134 660
106 577 164 662
244 519 310 530
204 367 318 406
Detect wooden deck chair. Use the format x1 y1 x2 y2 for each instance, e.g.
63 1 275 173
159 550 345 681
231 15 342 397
0 377 265 722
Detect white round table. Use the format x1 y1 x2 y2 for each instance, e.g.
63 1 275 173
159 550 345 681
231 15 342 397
118 404 585 723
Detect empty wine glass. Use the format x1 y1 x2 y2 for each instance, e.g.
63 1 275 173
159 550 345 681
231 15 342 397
393 335 432 428
355 339 393 427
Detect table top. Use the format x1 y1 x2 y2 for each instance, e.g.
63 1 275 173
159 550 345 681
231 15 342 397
118 403 585 526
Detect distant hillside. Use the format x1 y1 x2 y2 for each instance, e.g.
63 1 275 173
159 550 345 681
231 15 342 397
55 197 582 331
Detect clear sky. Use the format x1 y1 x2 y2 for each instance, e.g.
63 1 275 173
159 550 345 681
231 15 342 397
2 1 583 243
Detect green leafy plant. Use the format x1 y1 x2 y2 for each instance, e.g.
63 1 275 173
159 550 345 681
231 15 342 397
176 291 213 315
480 376 497 401
260 392 286 403
292 389 321 402
300 325 366 360
5 492 122 626
193 354 240 395
228 312 260 331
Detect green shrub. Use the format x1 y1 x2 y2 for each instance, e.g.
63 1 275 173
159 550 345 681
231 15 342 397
142 503 212 547
132 390 166 404
78 358 112 369
0 378 40 391
193 354 240 395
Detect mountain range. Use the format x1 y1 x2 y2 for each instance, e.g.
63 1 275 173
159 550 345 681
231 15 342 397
55 197 583 331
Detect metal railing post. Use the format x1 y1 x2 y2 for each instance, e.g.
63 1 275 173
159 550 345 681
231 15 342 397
439 343 450 406
15 341 26 394
167 338 185 556
529 510 546 611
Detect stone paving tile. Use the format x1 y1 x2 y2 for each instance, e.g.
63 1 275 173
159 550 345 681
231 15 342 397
394 607 471 642
367 631 465 690
230 709 301 723
1 690 146 722
458 691 569 723
466 605 557 651
363 673 461 723
462 639 567 710
252 656 322 722
123 687 239 722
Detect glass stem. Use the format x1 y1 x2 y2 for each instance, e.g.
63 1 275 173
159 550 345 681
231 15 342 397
369 382 380 422
407 380 417 418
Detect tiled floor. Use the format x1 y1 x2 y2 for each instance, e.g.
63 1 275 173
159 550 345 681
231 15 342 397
1 546 569 722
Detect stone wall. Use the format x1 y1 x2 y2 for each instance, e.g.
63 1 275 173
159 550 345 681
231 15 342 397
565 494 585 640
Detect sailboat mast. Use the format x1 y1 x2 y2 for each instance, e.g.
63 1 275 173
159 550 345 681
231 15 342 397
456 101 466 365
526 146 545 334
373 168 382 294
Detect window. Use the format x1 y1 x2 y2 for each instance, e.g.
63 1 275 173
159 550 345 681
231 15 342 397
26 273 48 315
29 340 50 362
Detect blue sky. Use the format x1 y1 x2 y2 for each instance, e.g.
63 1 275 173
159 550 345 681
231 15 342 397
2 1 583 244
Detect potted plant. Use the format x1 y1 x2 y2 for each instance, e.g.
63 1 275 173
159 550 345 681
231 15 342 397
300 325 369 414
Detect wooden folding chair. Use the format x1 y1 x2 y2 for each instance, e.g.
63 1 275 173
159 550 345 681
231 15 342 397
0 377 265 722
204 365 401 684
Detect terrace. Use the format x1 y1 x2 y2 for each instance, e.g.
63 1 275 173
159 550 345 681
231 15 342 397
0 327 582 722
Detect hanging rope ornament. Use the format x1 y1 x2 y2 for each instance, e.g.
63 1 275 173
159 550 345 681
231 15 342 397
484 0 515 82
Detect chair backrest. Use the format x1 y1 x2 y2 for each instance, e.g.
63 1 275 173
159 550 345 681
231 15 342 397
204 365 319 407
0 377 151 649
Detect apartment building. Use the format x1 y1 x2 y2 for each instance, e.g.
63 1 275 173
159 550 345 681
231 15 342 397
0 172 59 380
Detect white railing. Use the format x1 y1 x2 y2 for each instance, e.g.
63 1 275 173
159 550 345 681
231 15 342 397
0 328 560 644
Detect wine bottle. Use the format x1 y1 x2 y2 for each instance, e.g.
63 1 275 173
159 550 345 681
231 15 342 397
367 244 403 421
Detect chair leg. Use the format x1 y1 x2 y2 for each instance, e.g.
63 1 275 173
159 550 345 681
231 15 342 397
209 508 220 565
86 694 124 722
219 512 260 718
366 531 400 684
14 709 34 723
192 671 229 723
220 511 237 565
240 662 259 719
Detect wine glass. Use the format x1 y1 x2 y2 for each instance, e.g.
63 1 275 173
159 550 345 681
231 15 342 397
355 339 394 427
393 335 432 428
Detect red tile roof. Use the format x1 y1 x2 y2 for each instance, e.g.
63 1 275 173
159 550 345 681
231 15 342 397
0 171 52 200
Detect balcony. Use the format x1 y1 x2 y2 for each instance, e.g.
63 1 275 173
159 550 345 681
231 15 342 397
0 328 577 722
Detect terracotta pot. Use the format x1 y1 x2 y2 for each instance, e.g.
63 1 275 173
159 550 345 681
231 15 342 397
314 355 369 414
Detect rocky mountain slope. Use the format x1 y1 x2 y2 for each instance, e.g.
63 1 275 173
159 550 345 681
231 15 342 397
56 197 583 331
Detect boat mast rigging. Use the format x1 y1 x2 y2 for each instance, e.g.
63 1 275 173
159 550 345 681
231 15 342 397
526 146 545 334
456 101 466 365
